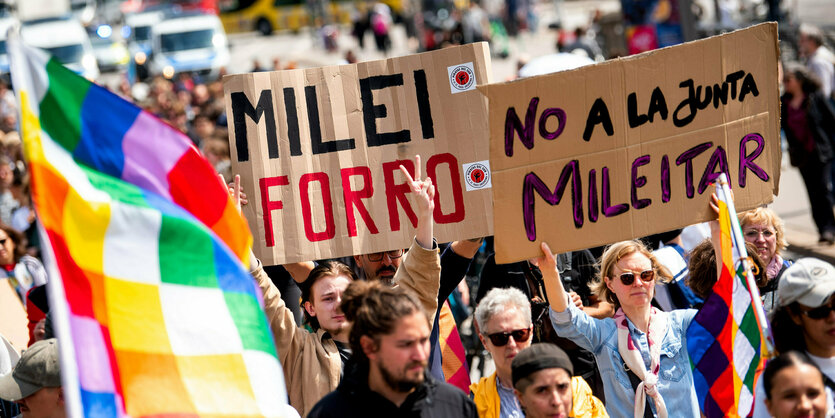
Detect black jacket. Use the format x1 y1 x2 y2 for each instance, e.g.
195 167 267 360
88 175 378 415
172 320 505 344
782 91 835 166
308 361 477 418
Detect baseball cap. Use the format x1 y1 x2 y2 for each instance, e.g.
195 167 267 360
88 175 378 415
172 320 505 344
511 343 574 387
0 338 61 401
777 258 835 308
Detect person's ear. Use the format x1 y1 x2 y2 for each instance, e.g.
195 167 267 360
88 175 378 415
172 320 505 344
605 277 614 292
478 332 487 347
514 389 526 410
353 255 362 265
360 335 378 360
303 301 317 318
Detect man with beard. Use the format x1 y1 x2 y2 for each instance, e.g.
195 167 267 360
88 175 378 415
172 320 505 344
307 280 476 417
241 157 444 416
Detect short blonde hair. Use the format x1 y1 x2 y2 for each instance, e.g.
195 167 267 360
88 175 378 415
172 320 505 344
738 207 787 256
589 240 672 310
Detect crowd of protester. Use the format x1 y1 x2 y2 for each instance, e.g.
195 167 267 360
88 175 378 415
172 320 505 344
1 17 835 418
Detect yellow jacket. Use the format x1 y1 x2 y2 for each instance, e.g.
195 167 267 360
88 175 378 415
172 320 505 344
468 372 607 418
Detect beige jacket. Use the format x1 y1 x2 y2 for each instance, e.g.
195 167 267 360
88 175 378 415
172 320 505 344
253 238 441 417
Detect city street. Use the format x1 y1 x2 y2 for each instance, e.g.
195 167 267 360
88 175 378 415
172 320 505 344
223 0 621 81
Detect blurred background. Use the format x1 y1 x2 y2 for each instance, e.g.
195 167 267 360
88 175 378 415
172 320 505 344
0 0 828 88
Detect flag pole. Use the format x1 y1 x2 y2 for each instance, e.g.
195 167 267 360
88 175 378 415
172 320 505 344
9 33 84 417
715 173 775 357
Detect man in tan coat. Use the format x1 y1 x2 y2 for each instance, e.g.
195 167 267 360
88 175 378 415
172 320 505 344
249 160 441 416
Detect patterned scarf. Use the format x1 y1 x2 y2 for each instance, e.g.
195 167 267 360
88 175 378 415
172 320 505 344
765 253 784 281
614 307 669 418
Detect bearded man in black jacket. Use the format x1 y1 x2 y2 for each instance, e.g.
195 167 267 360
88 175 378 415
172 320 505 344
308 281 477 418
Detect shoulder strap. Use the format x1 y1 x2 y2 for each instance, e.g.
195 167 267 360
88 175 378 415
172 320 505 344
624 362 655 418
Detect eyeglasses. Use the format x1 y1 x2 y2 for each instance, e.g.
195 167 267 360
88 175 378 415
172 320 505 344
366 249 404 262
619 269 655 286
486 328 531 346
799 302 835 320
743 228 776 240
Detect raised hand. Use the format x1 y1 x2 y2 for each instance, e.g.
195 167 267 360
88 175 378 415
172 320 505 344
399 155 435 219
220 174 248 214
399 155 435 249
532 242 569 312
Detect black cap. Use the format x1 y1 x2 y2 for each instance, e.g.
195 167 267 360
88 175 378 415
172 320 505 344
511 343 573 387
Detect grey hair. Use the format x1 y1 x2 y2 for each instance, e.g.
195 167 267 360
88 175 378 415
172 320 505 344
475 287 532 335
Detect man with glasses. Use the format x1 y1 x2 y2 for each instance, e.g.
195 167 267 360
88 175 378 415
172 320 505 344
353 249 405 286
469 287 535 417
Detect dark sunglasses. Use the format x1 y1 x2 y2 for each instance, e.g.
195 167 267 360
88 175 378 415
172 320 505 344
800 302 835 320
486 328 531 346
0 238 6 245
619 269 655 286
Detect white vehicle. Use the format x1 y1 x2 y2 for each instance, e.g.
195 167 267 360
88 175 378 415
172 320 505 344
149 13 229 79
125 9 164 80
21 17 100 80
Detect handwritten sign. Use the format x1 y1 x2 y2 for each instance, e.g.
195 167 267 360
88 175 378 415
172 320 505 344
482 23 780 263
224 43 493 265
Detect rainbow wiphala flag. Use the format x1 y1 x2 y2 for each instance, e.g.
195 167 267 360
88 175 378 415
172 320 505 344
686 178 767 418
9 37 290 416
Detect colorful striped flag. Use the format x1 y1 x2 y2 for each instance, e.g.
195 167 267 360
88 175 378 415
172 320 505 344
686 174 769 418
437 302 471 392
9 36 291 417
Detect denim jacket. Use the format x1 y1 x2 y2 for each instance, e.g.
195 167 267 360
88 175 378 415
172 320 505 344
550 303 700 418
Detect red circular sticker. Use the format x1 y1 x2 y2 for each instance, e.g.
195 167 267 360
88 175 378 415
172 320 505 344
469 168 485 183
464 162 490 189
449 64 475 91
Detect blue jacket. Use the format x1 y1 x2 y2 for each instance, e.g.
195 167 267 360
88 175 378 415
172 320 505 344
550 303 700 417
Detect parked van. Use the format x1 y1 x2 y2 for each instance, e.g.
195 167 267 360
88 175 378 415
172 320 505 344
21 17 100 80
149 13 229 79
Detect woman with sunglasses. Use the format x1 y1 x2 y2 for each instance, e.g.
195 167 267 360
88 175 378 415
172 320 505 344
470 287 534 417
470 287 606 418
752 258 835 417
535 239 701 418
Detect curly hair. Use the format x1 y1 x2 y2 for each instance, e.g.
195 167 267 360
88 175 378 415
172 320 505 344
686 240 767 300
589 240 672 310
299 260 358 330
341 280 427 363
739 207 788 257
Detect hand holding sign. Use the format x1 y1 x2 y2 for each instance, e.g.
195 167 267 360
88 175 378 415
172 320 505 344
400 155 436 249
531 241 570 313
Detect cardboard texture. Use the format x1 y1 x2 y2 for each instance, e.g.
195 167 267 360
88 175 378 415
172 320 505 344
482 23 781 263
224 43 494 265
0 280 28 351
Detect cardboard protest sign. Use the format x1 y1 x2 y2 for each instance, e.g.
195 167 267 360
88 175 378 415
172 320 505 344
224 43 493 265
482 23 780 263
0 281 28 351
